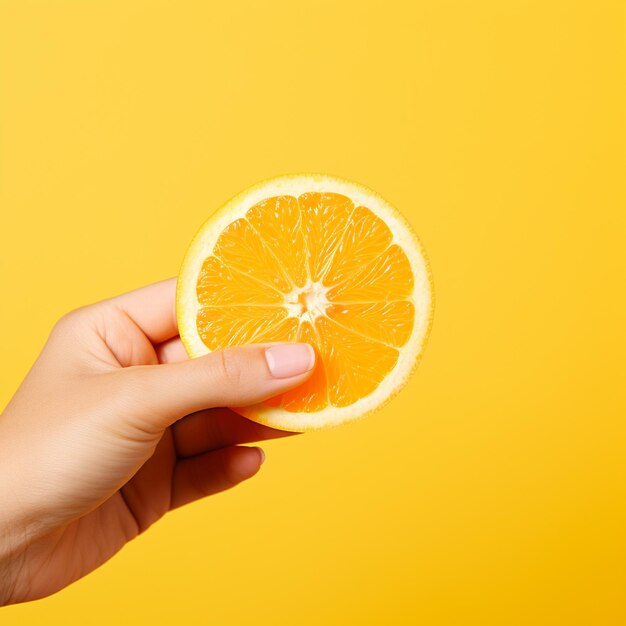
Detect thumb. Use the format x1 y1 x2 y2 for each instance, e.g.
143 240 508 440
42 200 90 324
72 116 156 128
117 342 316 431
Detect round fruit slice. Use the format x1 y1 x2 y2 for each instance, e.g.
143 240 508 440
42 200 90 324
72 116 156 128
177 174 433 431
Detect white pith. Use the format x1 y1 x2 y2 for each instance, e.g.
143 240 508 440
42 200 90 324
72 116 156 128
284 281 329 321
177 174 433 432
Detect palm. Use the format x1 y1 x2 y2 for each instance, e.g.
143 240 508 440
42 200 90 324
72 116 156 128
12 282 291 601
21 431 173 598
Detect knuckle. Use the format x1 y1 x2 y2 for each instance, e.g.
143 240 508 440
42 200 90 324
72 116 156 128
222 459 241 489
52 311 77 333
51 307 89 335
188 458 209 497
212 348 243 389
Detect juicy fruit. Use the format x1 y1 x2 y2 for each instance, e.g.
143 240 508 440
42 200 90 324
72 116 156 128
177 174 433 431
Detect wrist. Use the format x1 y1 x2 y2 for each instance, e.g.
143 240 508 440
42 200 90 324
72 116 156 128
0 481 37 606
0 515 21 607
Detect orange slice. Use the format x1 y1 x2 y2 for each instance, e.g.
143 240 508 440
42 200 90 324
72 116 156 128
177 174 433 431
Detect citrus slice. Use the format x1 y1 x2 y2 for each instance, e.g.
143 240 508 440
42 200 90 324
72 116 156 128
177 174 433 431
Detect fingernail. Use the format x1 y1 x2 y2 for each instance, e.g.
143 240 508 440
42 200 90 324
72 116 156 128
256 447 266 465
264 343 316 378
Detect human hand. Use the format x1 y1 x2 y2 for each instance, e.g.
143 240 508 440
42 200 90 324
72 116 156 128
0 278 315 606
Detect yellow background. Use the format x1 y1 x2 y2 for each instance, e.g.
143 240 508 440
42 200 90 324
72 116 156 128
1 1 624 624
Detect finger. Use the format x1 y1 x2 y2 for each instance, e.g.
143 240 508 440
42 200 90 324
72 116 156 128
109 277 178 344
119 342 316 432
170 445 264 509
156 337 188 364
173 407 296 458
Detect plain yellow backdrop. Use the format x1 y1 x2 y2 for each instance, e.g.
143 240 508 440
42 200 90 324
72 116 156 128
1 1 624 624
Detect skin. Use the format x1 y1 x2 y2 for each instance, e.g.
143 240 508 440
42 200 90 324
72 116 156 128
0 278 314 606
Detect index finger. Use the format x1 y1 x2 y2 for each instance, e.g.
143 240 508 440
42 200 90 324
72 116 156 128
173 407 297 458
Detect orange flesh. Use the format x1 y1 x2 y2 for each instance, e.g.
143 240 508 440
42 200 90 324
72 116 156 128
195 192 415 412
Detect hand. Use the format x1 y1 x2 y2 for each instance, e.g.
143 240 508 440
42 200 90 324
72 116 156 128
0 278 315 606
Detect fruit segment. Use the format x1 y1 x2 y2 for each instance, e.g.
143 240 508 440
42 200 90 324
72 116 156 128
325 301 415 348
197 306 298 351
327 244 414 302
245 196 308 288
315 317 399 407
299 192 354 281
197 256 285 305
323 206 393 287
213 218 292 293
